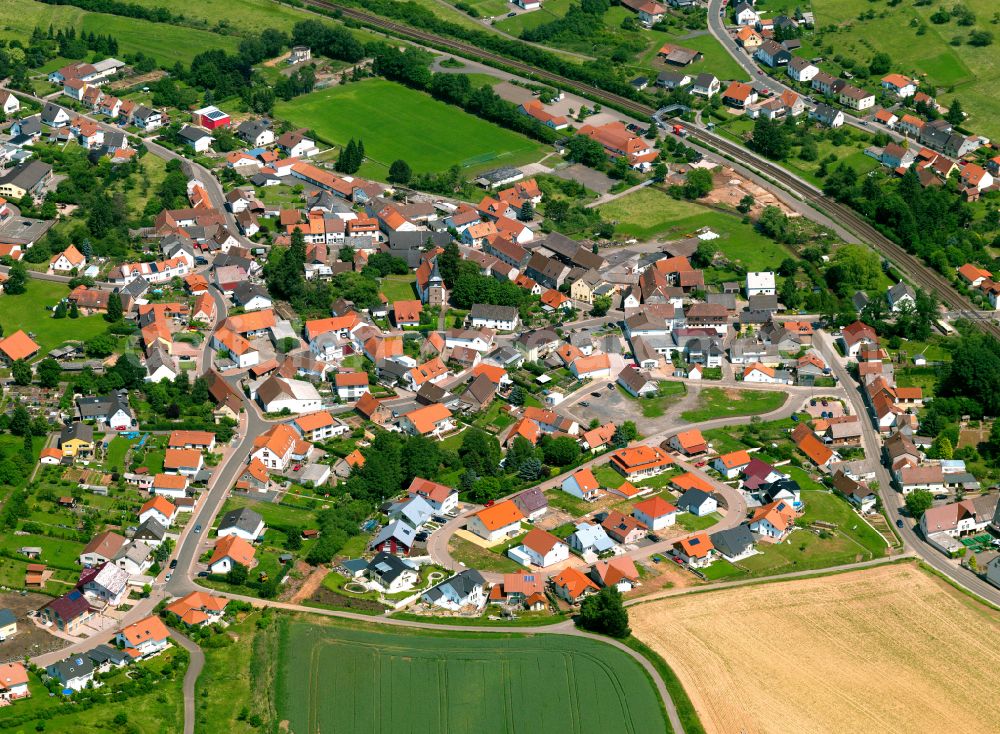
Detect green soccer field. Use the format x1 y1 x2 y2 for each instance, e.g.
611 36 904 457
274 79 550 179
276 620 667 733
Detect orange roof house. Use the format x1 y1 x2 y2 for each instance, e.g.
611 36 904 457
669 429 708 455
577 121 656 167
958 263 992 286
541 289 571 310
520 99 570 129
563 466 601 499
674 532 714 561
609 445 674 478
750 500 797 535
392 299 423 326
723 81 755 106
469 500 525 540
164 591 228 626
140 495 177 521
671 471 715 494
552 567 599 602
408 357 447 387
0 330 40 363
209 535 256 569
506 417 541 446
794 429 835 467
589 556 639 588
401 403 453 436
224 309 276 335
118 615 171 656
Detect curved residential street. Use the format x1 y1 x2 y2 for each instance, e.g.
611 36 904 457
703 0 902 142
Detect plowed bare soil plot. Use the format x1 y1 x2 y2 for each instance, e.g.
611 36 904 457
276 619 665 733
631 563 1000 734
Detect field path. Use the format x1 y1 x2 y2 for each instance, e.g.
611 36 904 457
171 630 204 734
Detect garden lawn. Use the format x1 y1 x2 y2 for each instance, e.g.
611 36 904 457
677 511 721 532
274 79 550 179
0 1 239 65
701 559 747 581
0 532 82 570
220 496 317 531
448 536 524 573
276 617 667 733
379 275 417 302
80 13 239 65
0 655 183 733
680 388 787 423
0 279 107 355
105 436 133 472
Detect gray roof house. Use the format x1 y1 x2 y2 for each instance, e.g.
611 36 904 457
370 520 417 554
709 525 755 561
512 487 548 520
218 507 265 541
422 569 487 610
388 495 434 528
676 488 716 515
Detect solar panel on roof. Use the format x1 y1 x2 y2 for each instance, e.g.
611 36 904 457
689 537 701 546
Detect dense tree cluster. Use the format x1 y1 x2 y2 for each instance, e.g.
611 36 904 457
824 166 988 272
335 138 365 175
577 587 631 637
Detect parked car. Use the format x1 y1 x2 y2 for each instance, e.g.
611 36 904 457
580 401 590 407
591 391 602 397
169 559 178 569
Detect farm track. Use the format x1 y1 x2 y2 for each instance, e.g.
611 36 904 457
300 0 1000 341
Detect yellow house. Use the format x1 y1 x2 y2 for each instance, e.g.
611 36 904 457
570 270 603 305
58 423 95 458
0 609 16 640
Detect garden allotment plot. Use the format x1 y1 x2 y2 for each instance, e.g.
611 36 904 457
277 620 665 733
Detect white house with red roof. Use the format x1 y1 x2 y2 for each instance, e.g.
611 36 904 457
407 477 458 515
512 528 569 568
632 496 677 531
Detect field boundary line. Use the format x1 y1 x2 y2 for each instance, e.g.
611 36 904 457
626 555 917 608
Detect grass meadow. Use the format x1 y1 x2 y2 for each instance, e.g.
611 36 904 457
0 279 108 354
274 79 550 179
809 0 1000 138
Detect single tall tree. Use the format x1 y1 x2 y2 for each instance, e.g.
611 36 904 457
105 292 123 322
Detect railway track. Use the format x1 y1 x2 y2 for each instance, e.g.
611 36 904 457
299 0 1000 340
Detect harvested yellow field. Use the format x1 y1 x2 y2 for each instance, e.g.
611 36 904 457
631 563 1000 734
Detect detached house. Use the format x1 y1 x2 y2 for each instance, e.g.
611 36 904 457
467 501 524 543
422 570 487 611
749 500 797 540
513 528 569 568
881 74 917 98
